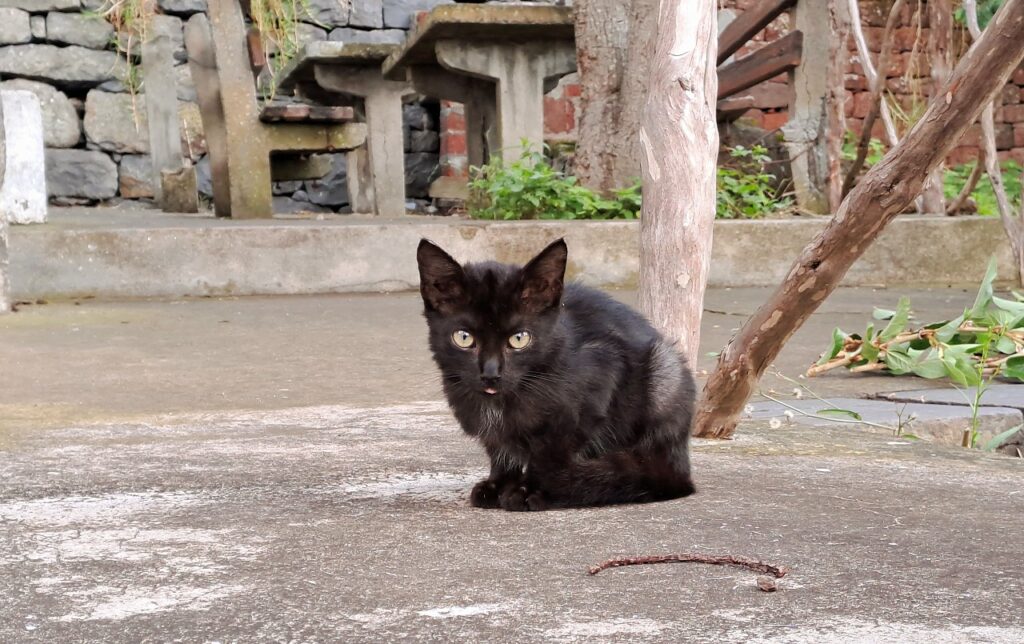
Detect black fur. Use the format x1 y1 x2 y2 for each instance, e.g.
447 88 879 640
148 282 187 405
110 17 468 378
417 238 696 511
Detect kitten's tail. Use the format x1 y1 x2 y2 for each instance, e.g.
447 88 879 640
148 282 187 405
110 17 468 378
545 447 696 508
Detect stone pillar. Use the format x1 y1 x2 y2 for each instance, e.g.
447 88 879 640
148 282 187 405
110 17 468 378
435 41 576 163
314 66 414 217
0 90 47 224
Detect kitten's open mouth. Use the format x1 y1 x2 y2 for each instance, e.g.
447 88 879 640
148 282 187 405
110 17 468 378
483 387 499 395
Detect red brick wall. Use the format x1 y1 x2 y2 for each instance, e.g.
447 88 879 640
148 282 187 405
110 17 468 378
439 0 1024 177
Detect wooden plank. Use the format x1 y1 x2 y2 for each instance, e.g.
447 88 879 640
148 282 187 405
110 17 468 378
142 30 185 208
260 104 311 122
716 96 756 122
717 0 797 65
246 27 266 76
308 105 356 122
717 30 802 100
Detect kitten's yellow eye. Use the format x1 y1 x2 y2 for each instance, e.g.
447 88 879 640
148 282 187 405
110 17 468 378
508 331 532 350
451 330 475 349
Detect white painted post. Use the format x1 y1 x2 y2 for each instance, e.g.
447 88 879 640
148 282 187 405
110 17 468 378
0 90 47 225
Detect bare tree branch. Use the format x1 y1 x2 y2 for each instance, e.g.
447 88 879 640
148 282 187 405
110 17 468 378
945 147 986 215
842 0 904 196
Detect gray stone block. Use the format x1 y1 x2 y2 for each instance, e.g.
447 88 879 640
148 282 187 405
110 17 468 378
157 0 205 14
404 152 439 198
119 154 155 199
84 89 148 154
273 196 332 214
152 14 187 64
879 384 1024 412
0 89 48 223
0 44 126 89
0 79 81 148
80 0 103 9
29 15 44 40
0 0 79 10
383 0 452 29
302 0 350 27
328 26 405 45
349 0 383 28
45 12 114 49
174 63 196 102
0 8 31 45
403 103 435 130
303 153 349 207
406 128 438 153
273 181 303 195
45 148 118 200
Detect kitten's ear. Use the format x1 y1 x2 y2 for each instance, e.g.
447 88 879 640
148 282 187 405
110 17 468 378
417 239 467 313
519 238 567 313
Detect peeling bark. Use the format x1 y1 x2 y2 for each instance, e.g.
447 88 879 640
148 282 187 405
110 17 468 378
694 0 1024 439
612 0 658 188
637 0 717 362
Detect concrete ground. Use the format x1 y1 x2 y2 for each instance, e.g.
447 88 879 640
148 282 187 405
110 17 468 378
1 287 1022 642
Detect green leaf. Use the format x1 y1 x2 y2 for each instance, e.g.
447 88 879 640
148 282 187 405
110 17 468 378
818 327 847 365
982 425 1022 452
934 311 967 343
861 339 880 363
873 308 896 320
884 349 914 375
996 336 1019 355
817 408 863 421
879 297 911 341
1004 356 1024 381
911 358 949 379
969 256 999 318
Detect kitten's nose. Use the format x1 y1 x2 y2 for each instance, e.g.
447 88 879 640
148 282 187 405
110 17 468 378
480 358 501 393
481 358 501 381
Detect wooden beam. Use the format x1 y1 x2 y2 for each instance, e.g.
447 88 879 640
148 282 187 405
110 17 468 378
717 30 802 100
716 96 756 122
717 0 797 65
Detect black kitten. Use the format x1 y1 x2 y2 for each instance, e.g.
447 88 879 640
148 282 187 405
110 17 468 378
417 238 696 511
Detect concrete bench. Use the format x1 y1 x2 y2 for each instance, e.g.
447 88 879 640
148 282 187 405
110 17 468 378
183 0 367 218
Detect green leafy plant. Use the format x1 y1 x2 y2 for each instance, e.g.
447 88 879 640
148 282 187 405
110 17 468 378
468 147 640 221
841 132 886 170
716 145 793 219
954 0 1004 28
944 160 1023 216
470 144 794 221
810 257 1024 447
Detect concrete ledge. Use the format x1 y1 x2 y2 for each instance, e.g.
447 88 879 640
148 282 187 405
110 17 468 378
8 209 1018 299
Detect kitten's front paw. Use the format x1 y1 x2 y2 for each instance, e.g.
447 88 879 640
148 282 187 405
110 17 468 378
470 479 501 509
498 486 548 512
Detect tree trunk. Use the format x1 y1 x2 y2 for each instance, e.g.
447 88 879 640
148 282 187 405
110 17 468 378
693 0 1024 439
783 0 850 214
638 0 718 361
573 0 630 194
0 94 8 315
574 0 659 193
921 0 953 213
611 0 658 188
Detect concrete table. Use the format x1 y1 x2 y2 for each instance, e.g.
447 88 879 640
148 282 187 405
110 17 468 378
382 4 576 168
279 43 414 217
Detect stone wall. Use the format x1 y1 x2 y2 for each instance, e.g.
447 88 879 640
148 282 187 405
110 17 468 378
0 0 454 211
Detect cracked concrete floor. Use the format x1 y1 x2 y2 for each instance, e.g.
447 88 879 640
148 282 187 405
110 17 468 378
1 288 1022 642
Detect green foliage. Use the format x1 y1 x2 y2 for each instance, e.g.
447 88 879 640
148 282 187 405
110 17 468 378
716 145 793 219
954 0 1003 28
944 160 1023 216
841 132 886 169
814 257 1024 386
469 144 793 221
813 258 1024 449
468 147 640 221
